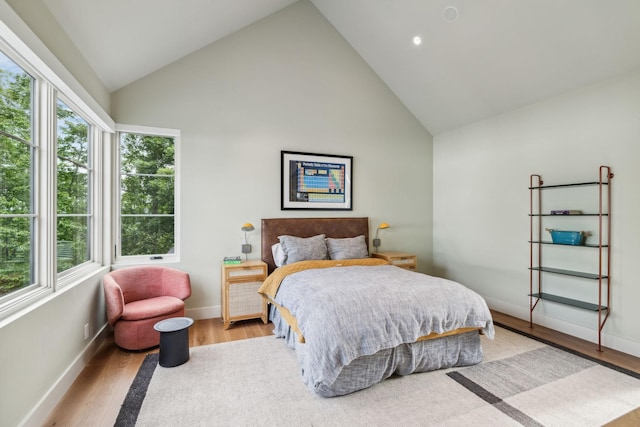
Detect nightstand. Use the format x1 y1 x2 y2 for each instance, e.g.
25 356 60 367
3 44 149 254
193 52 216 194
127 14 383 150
221 260 268 329
371 251 417 271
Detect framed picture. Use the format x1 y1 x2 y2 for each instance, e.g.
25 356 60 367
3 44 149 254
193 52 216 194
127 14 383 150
281 151 352 210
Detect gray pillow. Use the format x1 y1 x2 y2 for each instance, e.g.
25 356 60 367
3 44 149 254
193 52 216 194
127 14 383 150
326 235 369 260
278 234 327 265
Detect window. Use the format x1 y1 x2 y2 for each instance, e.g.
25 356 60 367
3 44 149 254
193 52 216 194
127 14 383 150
0 50 35 299
116 126 178 261
0 34 109 318
56 99 91 273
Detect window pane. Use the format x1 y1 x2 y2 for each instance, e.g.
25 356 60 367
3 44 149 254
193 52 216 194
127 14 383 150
57 100 90 271
56 216 89 273
56 100 88 165
121 175 174 214
0 217 31 297
0 51 32 140
0 51 34 297
0 134 31 214
121 134 174 175
120 132 175 257
57 164 88 214
121 216 174 255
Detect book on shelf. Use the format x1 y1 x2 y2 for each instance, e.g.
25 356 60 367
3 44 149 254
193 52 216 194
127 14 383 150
550 210 582 215
223 256 242 264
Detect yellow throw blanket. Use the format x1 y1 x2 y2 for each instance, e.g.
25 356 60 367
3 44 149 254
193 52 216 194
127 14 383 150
258 258 389 301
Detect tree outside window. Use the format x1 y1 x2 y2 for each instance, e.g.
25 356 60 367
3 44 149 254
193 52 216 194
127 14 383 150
119 132 175 257
0 51 34 298
56 99 91 273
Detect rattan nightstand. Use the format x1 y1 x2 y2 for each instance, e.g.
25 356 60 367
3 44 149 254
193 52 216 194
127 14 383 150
371 252 417 271
221 260 268 329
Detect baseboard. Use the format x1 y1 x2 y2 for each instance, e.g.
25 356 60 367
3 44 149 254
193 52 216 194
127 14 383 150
485 297 640 358
20 324 110 427
186 304 220 320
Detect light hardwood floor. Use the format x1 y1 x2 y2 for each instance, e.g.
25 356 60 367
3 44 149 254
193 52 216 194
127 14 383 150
43 312 640 427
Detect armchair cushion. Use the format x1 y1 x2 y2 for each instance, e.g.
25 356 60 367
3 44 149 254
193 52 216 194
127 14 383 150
121 296 185 321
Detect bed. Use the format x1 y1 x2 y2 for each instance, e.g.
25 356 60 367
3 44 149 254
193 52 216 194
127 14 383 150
259 217 494 397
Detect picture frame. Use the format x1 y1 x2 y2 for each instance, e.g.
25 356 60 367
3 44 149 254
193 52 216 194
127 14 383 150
281 151 352 210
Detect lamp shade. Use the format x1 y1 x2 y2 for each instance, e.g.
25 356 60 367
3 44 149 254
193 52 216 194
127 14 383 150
241 223 255 232
377 222 390 230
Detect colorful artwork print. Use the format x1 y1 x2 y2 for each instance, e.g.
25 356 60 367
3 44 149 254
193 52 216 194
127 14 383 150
281 151 352 210
292 160 346 203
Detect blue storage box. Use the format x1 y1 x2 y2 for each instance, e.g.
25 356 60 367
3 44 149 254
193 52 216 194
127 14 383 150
546 229 587 245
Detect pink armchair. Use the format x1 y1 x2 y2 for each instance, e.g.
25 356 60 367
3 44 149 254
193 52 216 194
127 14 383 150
103 266 192 350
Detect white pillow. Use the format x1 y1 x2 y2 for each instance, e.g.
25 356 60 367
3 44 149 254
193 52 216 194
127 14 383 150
271 243 285 267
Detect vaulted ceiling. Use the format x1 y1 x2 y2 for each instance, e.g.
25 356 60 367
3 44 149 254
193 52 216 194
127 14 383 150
42 0 640 134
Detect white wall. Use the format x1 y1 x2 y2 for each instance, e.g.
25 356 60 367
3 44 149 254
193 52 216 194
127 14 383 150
0 269 109 427
111 1 434 319
5 0 111 113
433 70 640 357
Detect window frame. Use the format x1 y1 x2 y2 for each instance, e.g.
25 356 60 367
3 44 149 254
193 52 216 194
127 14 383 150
55 94 94 279
0 28 110 320
0 50 39 307
114 124 180 265
55 94 104 284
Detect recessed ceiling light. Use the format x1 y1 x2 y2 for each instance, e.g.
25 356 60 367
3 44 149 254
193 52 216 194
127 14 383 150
442 6 458 23
412 35 422 46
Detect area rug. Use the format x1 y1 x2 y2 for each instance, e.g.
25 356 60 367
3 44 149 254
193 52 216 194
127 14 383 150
115 325 640 426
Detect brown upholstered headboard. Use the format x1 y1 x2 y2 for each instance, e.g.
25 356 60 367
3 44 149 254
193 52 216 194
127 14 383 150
261 217 370 273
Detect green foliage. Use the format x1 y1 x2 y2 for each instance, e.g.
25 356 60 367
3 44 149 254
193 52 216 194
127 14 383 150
56 100 90 271
0 60 95 295
120 133 175 255
0 59 33 296
0 52 177 297
0 68 31 139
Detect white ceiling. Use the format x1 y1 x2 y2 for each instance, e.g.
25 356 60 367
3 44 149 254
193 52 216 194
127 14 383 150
42 0 640 134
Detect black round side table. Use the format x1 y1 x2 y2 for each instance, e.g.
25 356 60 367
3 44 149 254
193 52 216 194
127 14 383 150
153 317 194 367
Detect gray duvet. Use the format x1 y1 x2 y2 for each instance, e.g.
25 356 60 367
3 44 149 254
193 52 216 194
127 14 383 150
271 264 494 396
